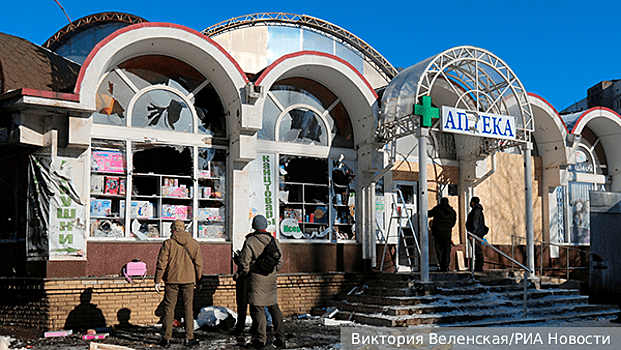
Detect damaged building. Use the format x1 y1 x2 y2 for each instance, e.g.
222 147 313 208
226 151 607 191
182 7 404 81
1 12 620 330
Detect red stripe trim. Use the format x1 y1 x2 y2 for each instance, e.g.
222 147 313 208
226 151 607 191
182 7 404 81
2 88 80 102
571 106 621 134
527 92 568 132
75 22 248 94
255 51 378 99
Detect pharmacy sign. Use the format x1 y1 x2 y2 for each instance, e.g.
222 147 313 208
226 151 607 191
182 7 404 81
441 106 516 141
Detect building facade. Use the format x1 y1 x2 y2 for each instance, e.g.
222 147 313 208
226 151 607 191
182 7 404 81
2 12 621 329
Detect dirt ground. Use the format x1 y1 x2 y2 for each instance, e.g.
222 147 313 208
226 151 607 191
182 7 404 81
2 314 619 349
0 317 342 350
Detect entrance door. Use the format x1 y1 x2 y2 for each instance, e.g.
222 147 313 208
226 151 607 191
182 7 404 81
394 181 418 271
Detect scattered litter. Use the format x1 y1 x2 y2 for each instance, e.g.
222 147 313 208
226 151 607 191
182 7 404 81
44 329 73 337
195 306 236 330
322 319 353 326
0 336 13 350
82 333 109 340
347 285 369 295
90 343 135 350
297 314 319 320
320 307 339 319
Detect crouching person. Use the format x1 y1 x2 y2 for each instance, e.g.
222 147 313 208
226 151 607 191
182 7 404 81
238 214 286 349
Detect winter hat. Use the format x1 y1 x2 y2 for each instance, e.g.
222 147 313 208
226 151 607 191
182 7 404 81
171 220 186 233
252 215 268 230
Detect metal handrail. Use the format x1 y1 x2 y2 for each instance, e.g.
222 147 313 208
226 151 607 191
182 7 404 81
468 232 533 318
511 235 589 280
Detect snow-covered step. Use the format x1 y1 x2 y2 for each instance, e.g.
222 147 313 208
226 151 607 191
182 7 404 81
326 271 617 327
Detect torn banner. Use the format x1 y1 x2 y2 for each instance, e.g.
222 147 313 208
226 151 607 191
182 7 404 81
28 155 87 261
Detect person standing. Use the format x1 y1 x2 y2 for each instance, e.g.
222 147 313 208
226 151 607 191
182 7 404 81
237 215 286 349
232 247 273 335
466 197 487 272
154 220 203 347
428 197 457 272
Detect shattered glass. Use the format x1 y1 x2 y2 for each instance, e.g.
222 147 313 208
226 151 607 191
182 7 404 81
132 89 193 132
93 70 133 126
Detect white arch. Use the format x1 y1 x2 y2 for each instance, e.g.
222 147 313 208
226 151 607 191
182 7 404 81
254 51 378 147
528 93 570 172
75 23 249 135
571 108 621 191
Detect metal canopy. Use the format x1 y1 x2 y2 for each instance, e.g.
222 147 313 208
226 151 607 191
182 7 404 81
202 12 398 82
377 46 534 153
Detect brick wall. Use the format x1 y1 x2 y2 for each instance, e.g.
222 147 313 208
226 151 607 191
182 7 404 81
0 273 366 331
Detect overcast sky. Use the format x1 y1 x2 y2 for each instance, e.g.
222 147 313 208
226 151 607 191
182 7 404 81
2 0 619 111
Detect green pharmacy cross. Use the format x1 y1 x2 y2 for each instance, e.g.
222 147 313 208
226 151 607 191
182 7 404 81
414 95 439 128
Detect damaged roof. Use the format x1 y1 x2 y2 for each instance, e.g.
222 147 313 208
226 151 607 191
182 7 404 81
0 32 80 95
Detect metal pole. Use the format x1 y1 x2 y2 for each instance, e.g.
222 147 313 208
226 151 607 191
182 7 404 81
418 128 430 282
523 143 535 279
523 274 528 318
371 182 377 268
540 244 543 277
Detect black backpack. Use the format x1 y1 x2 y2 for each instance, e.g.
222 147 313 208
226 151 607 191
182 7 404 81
253 233 282 276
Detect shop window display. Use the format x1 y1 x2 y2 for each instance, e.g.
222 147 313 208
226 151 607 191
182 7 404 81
90 140 127 238
89 139 227 240
278 155 356 241
196 148 226 239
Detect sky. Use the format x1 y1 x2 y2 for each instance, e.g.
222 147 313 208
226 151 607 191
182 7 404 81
1 0 620 112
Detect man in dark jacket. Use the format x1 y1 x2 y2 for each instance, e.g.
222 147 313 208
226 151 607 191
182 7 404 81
466 197 487 272
155 220 204 347
428 197 457 272
238 215 285 349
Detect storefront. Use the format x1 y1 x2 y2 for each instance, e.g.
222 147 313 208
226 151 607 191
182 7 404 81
3 12 621 328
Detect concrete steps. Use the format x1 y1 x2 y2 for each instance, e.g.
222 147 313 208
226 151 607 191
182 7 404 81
327 271 618 327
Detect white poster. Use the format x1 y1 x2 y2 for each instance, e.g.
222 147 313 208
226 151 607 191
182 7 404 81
48 157 87 260
248 153 278 233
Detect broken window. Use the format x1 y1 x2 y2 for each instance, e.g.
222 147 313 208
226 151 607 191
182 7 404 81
260 78 354 148
89 140 228 240
92 55 227 136
278 155 356 241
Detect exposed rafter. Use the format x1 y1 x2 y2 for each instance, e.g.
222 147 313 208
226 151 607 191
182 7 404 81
43 12 147 50
202 12 398 82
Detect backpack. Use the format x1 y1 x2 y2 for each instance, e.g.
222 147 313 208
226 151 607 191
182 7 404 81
253 233 281 276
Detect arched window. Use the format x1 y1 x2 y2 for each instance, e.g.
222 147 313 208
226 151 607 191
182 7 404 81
89 56 228 241
94 55 226 137
259 77 354 148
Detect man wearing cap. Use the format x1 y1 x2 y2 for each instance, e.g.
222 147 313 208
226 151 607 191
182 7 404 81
237 215 286 349
155 220 203 347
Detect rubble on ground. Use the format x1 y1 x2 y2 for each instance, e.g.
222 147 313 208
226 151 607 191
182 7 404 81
0 316 342 349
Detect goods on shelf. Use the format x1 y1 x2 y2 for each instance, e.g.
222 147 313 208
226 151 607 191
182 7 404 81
120 200 154 219
196 207 223 221
90 199 111 217
161 204 191 220
91 150 125 173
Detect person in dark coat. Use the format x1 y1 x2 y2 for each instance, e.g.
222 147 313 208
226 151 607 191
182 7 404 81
237 215 286 349
428 197 457 272
466 197 487 272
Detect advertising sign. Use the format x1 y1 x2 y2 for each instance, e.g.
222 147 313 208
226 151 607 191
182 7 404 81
441 106 516 140
248 153 277 233
28 155 87 261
